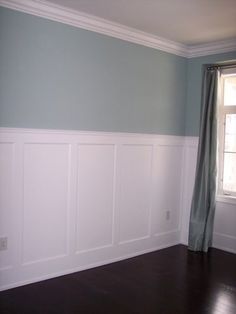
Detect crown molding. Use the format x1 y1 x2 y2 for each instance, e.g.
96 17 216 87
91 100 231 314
187 38 236 58
0 0 187 57
0 0 236 58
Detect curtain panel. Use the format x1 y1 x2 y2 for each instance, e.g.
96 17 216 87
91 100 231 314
188 67 220 252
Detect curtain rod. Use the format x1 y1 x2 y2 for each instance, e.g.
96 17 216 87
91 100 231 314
206 63 236 70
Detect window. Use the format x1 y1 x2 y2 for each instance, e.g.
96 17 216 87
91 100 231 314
218 68 236 197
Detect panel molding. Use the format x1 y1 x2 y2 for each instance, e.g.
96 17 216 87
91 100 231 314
22 253 68 267
118 144 153 244
21 142 71 265
119 235 150 246
75 143 115 254
0 142 15 271
1 128 234 292
154 229 180 238
75 243 114 255
0 127 200 291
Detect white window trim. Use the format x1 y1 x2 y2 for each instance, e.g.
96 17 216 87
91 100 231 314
217 67 236 204
216 194 236 205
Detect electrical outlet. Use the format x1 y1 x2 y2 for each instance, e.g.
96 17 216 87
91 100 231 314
0 237 8 251
166 210 170 221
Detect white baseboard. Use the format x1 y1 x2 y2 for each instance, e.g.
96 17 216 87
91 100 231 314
213 233 236 254
181 234 236 255
0 241 179 292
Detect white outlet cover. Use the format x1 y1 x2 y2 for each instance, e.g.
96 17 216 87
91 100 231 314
166 211 170 220
0 237 8 251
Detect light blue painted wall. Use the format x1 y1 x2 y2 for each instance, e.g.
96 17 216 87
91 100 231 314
186 51 236 136
0 7 187 135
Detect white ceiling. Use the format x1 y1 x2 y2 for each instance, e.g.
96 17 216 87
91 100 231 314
46 0 236 45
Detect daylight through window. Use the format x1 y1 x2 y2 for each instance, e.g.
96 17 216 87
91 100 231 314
218 69 236 197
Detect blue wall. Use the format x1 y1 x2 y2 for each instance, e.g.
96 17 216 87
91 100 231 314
1 7 236 136
186 51 236 136
0 7 187 135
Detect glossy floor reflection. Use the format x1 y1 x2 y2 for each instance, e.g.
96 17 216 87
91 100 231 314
0 245 236 314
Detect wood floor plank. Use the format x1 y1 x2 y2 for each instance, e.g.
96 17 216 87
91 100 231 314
0 245 236 314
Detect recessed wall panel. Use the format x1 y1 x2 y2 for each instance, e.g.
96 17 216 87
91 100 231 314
0 143 14 270
119 145 152 243
76 144 115 252
23 143 70 264
152 145 183 234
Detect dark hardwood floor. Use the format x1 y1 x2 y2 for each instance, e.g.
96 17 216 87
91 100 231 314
0 245 236 314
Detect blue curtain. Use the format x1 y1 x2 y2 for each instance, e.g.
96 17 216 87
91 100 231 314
188 66 220 252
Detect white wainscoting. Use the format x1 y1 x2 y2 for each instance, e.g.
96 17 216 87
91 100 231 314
180 137 198 244
1 128 235 291
0 128 185 291
180 137 236 254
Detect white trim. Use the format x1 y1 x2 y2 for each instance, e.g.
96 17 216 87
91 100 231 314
0 127 185 144
0 0 236 58
217 70 236 197
212 245 236 255
187 38 236 58
0 0 186 57
0 241 179 292
0 127 184 291
184 137 199 147
216 195 236 206
213 232 236 254
0 126 235 292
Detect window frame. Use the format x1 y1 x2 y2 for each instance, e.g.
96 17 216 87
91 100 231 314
217 67 236 201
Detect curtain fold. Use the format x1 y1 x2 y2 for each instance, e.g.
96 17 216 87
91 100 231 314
188 67 220 252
